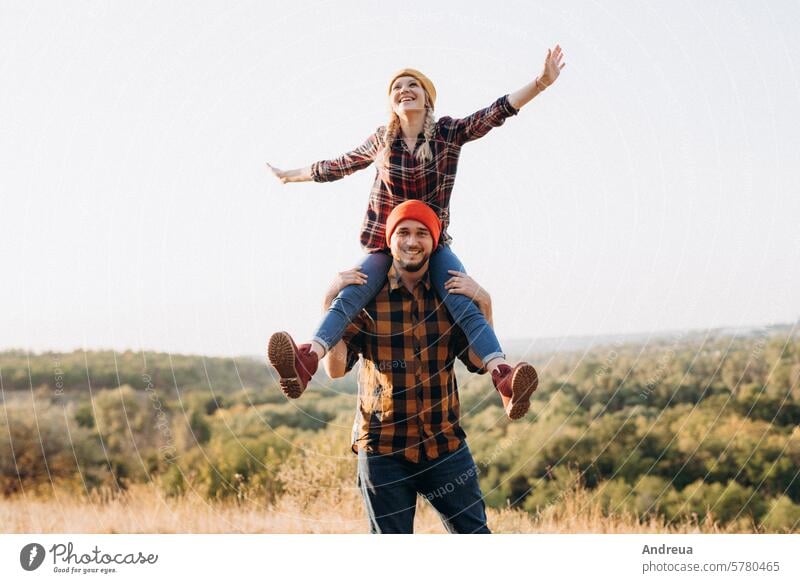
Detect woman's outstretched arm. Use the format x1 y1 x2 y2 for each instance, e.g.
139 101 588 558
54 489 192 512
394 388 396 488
440 45 565 145
266 129 382 186
508 44 566 111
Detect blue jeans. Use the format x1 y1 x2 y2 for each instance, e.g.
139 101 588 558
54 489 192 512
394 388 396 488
357 442 491 534
312 246 505 365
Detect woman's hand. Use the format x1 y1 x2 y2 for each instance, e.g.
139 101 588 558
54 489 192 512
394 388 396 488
266 163 313 184
508 44 566 110
323 267 368 309
266 162 289 184
538 44 565 88
267 162 309 184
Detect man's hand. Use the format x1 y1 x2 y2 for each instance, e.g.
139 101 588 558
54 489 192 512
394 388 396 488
331 266 368 292
323 267 368 310
444 270 493 327
444 270 488 303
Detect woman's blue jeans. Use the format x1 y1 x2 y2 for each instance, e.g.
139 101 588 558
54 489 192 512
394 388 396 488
312 246 505 366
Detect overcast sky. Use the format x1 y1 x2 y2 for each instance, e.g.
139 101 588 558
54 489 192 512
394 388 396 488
1 0 798 357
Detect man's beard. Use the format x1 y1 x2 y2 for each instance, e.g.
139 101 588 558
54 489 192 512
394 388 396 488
396 248 430 272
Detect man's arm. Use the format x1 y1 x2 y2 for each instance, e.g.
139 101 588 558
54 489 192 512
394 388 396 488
445 271 493 372
325 340 350 379
321 267 367 379
467 292 492 371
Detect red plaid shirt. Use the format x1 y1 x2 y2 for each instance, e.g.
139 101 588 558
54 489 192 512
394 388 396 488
310 95 519 252
341 264 486 462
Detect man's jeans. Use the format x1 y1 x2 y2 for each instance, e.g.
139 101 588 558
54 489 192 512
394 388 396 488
312 246 505 366
356 441 491 534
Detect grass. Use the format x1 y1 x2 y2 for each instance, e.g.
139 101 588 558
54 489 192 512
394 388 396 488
1 479 731 534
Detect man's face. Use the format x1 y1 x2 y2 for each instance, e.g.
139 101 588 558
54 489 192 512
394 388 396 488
389 219 434 273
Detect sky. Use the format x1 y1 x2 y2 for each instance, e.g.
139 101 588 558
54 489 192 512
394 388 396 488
1 0 799 357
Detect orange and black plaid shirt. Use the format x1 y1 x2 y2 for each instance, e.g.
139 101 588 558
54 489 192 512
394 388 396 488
341 264 486 463
310 95 519 252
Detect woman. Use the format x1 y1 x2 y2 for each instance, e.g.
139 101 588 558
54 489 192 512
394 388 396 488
266 46 565 418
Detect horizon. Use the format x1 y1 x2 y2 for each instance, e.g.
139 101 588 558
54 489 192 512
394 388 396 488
3 317 796 361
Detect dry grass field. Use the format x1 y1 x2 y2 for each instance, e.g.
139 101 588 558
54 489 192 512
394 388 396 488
1 479 734 534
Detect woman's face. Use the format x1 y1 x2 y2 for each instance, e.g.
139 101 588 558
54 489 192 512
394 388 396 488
390 76 427 116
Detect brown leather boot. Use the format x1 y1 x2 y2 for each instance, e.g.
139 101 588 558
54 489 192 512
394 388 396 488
267 331 319 398
491 363 539 420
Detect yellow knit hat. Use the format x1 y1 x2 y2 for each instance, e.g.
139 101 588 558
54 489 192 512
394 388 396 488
387 68 436 107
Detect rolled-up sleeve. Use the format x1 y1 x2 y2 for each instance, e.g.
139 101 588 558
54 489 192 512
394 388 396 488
439 95 519 146
310 129 382 183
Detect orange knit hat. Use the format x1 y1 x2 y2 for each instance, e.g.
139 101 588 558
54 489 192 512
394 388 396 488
385 200 442 248
387 68 437 106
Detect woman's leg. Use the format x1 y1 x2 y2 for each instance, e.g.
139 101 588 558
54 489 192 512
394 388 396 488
311 250 392 354
429 246 539 419
429 245 505 367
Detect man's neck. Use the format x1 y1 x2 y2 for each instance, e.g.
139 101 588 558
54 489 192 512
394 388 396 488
394 260 428 293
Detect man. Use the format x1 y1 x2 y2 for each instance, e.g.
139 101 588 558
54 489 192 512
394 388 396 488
268 201 538 533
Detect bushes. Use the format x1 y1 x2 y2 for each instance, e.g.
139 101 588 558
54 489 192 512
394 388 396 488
663 480 766 527
0 396 106 495
760 496 800 532
1 331 798 531
163 430 295 501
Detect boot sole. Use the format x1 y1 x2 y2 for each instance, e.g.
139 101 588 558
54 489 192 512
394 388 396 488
267 332 304 399
507 364 538 420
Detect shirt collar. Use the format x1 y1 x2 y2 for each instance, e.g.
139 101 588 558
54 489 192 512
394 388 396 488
387 262 432 293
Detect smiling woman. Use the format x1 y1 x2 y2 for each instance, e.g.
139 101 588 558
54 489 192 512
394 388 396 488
384 71 437 166
264 47 566 418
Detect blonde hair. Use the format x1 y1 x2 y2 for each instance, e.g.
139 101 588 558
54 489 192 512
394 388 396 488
380 92 436 170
